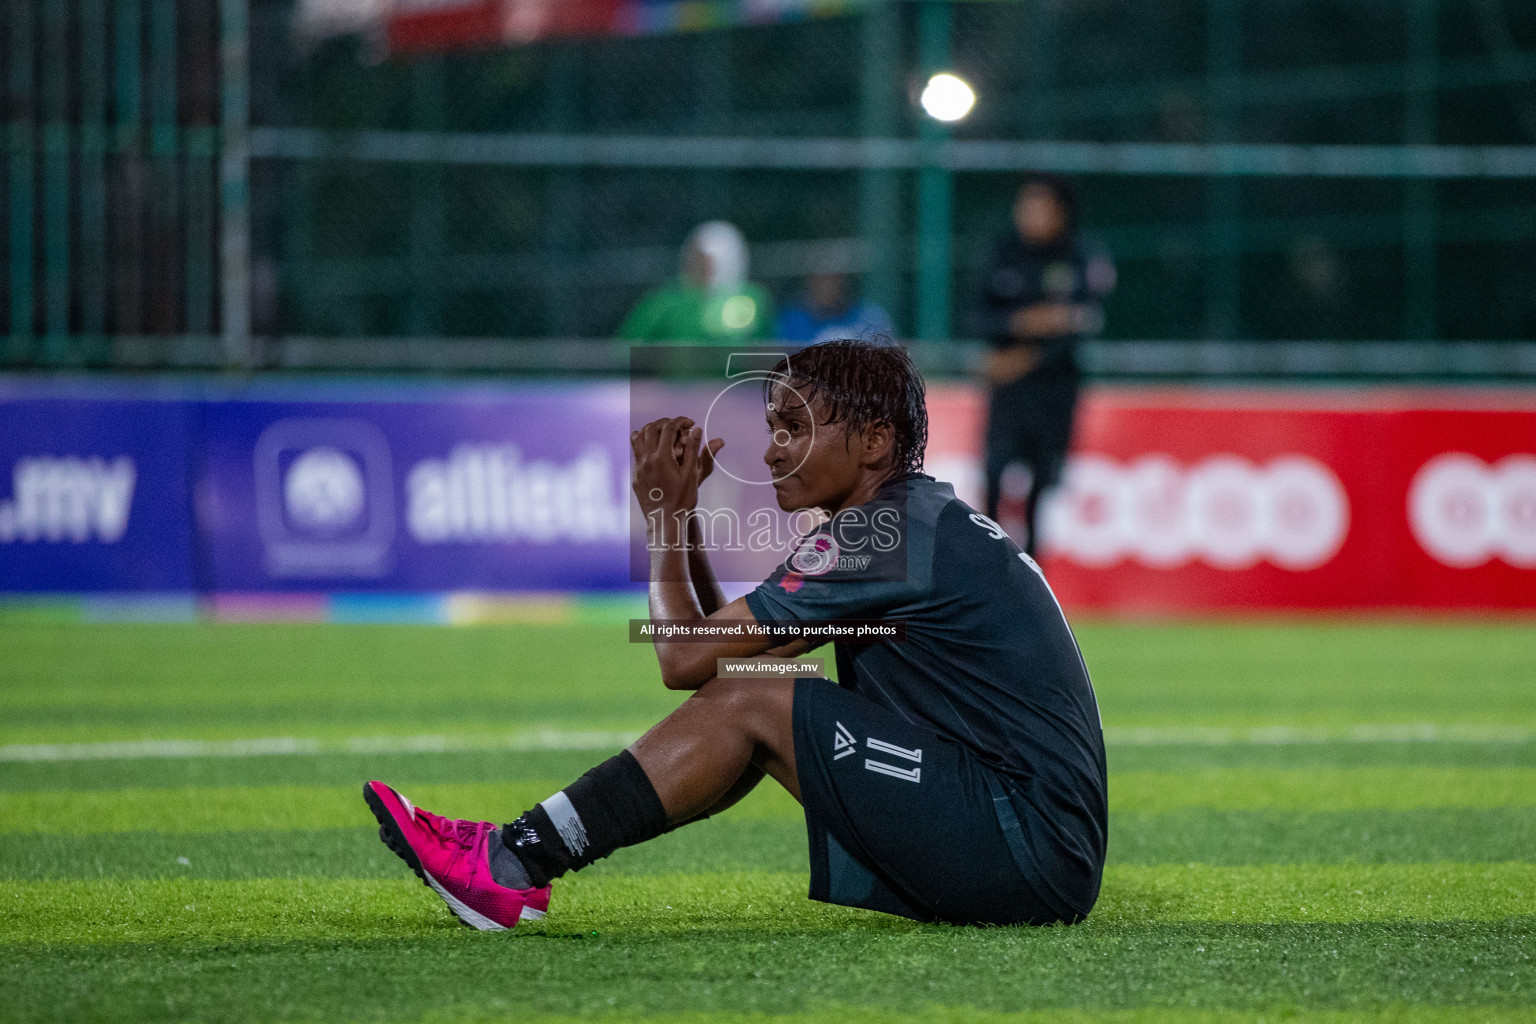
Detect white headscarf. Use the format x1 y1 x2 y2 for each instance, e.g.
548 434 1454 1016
684 221 748 291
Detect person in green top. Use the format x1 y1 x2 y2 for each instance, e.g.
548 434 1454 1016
618 221 774 343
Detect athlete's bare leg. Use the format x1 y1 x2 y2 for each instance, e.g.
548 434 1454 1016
629 675 799 824
364 674 801 929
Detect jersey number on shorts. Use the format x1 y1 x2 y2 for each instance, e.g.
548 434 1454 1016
864 735 922 783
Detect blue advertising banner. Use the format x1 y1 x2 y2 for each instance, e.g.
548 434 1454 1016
197 382 634 592
0 382 196 591
0 377 751 597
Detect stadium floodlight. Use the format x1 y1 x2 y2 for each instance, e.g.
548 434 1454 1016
920 72 975 122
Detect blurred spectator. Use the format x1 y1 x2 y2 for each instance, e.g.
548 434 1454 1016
973 173 1115 557
774 271 894 343
1281 235 1349 338
618 221 773 343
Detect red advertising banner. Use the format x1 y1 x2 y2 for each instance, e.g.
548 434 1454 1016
924 385 1536 613
388 0 619 52
386 0 860 53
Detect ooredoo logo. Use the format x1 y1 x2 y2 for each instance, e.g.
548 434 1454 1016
1408 453 1536 568
1041 454 1350 571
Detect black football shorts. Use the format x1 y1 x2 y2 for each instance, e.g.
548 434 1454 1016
792 677 1080 926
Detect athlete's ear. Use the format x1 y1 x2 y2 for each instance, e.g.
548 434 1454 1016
860 419 896 471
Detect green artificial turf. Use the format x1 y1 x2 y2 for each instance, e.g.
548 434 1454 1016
1 619 1534 1023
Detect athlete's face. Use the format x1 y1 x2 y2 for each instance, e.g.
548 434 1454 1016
762 383 891 513
1014 184 1067 245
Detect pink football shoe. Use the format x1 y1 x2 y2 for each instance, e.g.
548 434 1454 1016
364 781 551 931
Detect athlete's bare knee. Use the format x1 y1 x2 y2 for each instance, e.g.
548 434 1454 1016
689 675 762 716
689 676 793 742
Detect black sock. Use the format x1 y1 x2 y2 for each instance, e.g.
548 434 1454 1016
493 750 669 889
487 828 531 889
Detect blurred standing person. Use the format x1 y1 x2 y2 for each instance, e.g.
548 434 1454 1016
974 174 1115 557
619 221 773 343
775 270 894 343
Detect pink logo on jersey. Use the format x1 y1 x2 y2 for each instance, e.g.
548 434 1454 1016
789 534 840 576
779 571 805 593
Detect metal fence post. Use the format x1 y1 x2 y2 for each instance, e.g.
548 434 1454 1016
1203 0 1243 341
80 0 110 363
149 0 180 335
186 2 218 341
221 0 253 368
693 29 733 222
41 0 72 364
6 1 37 361
114 0 144 338
405 58 445 337
858 0 902 329
915 0 953 343
1404 0 1439 341
541 49 583 338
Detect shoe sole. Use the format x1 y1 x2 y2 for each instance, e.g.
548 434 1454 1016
362 782 511 932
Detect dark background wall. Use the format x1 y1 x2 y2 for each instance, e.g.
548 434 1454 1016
3 0 1535 358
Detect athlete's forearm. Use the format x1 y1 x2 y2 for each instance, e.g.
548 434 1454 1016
648 575 772 692
649 517 704 619
685 516 727 617
632 417 769 688
648 517 710 688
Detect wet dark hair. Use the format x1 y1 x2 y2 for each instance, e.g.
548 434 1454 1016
765 338 928 479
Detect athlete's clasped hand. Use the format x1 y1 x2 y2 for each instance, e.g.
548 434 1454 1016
630 416 724 528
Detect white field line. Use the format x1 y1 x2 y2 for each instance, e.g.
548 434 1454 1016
0 722 1530 764
1104 723 1535 746
0 730 644 763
